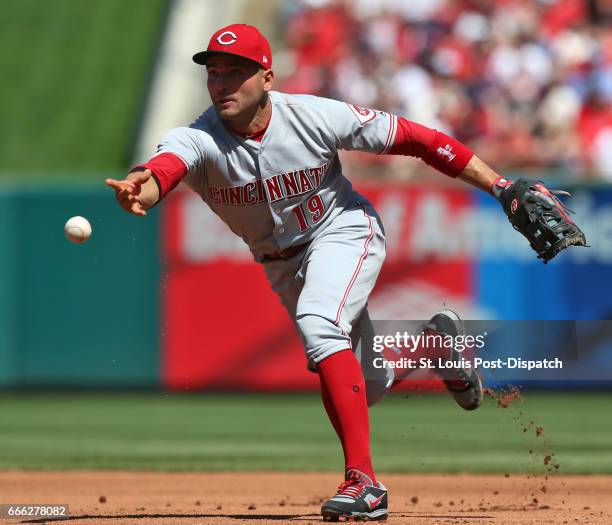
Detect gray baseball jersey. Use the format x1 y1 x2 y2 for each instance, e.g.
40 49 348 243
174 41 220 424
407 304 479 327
153 91 395 402
155 91 397 256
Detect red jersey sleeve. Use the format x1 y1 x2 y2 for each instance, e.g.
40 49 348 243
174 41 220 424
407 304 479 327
130 152 188 200
387 117 473 178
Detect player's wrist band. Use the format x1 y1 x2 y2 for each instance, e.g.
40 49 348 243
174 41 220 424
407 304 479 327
491 176 513 200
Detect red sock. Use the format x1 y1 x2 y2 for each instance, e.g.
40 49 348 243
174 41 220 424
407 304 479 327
320 380 344 442
318 350 376 485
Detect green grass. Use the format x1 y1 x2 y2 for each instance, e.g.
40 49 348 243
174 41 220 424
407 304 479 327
0 0 166 177
0 392 610 474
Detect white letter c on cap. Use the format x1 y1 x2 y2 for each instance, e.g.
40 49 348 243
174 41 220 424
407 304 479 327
217 31 237 45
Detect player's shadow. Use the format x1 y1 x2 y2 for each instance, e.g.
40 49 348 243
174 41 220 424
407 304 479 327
20 512 320 523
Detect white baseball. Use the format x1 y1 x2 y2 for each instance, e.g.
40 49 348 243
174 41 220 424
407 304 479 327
64 216 92 244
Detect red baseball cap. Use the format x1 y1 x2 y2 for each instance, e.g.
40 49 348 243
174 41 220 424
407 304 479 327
193 24 272 69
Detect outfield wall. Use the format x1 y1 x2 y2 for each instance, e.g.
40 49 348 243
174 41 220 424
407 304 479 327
0 185 161 388
0 182 611 389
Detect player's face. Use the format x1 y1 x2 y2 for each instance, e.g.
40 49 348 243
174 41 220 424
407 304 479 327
206 55 273 121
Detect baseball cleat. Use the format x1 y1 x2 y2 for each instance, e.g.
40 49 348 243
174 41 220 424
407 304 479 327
321 469 388 522
427 309 483 411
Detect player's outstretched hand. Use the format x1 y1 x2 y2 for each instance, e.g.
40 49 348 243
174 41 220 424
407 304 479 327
105 170 152 216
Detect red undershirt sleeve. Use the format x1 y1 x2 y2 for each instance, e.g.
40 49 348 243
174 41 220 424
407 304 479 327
129 152 188 200
387 116 473 177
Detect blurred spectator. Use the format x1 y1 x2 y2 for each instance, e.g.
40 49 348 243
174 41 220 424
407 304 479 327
277 0 612 180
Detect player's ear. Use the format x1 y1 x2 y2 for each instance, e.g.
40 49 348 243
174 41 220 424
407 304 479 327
262 68 274 92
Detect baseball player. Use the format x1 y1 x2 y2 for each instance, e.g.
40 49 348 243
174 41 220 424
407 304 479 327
106 24 586 522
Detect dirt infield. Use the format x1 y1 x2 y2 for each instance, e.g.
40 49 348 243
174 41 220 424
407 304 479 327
1 472 611 524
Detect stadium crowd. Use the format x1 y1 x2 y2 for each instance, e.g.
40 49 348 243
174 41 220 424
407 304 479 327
277 0 612 180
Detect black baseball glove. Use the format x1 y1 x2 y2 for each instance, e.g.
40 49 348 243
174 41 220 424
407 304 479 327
493 177 587 263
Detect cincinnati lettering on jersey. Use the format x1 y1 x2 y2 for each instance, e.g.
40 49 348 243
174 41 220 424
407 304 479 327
208 161 331 206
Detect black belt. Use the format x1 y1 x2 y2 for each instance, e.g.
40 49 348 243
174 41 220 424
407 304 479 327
259 242 310 262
